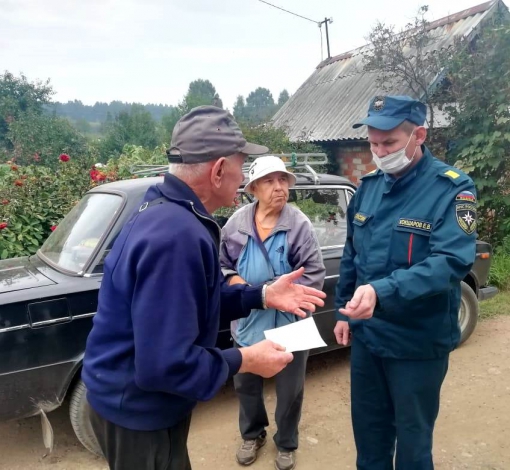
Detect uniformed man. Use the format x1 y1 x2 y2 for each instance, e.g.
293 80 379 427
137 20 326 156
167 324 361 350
334 95 477 470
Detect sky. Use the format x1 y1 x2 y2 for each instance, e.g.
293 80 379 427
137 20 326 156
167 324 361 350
0 0 489 110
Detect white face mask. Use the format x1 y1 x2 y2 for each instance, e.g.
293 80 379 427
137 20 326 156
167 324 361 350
371 132 417 175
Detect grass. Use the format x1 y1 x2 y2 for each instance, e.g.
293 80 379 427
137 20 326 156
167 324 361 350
479 290 510 320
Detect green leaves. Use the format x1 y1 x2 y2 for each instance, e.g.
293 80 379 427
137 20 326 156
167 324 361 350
0 159 94 259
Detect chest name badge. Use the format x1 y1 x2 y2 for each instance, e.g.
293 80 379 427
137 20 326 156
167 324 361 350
397 218 432 232
456 203 477 235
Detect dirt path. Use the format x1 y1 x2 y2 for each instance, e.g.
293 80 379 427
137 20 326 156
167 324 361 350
0 316 509 470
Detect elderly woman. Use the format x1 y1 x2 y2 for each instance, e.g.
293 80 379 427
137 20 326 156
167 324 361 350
220 155 326 470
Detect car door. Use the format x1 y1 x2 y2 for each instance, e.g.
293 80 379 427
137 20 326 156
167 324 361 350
288 185 354 352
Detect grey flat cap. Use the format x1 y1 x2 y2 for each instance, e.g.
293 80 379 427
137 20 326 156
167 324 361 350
167 105 268 163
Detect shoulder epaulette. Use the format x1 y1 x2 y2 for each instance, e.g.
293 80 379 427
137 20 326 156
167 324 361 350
437 168 469 186
360 169 381 180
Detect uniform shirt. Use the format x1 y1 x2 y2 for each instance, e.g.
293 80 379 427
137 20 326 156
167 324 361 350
335 147 477 359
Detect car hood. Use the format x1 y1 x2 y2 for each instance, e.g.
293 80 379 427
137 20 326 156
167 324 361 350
0 256 56 294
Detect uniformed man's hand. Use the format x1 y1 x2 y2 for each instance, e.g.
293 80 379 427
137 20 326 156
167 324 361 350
239 340 294 378
266 267 327 318
339 284 377 320
334 321 350 346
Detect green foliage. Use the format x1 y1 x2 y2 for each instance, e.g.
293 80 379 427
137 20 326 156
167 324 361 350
178 79 223 115
445 20 510 245
241 124 321 154
99 105 159 160
7 112 88 167
479 290 510 319
111 144 167 179
0 71 53 149
49 99 176 123
159 108 182 144
235 87 276 125
488 236 510 292
234 88 290 126
362 6 450 132
0 158 94 259
277 90 290 107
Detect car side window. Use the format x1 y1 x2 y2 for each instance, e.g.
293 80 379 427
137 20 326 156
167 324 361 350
290 188 349 248
214 192 253 228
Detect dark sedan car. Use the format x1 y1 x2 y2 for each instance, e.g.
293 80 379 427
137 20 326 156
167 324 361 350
0 164 497 455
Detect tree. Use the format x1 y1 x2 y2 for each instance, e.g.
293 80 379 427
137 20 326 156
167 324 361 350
99 105 159 160
244 87 276 125
445 19 510 245
7 113 88 167
159 108 182 144
233 95 247 123
74 118 92 134
0 72 53 150
362 6 449 132
277 89 290 108
178 79 223 115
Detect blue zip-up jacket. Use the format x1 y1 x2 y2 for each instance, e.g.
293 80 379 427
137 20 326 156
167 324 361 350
335 148 477 359
220 202 325 346
82 173 264 431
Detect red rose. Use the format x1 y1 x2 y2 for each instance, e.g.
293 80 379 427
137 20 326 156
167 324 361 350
1 199 8 205
14 180 23 187
59 154 70 162
50 225 57 232
11 165 18 171
97 173 106 181
0 222 8 230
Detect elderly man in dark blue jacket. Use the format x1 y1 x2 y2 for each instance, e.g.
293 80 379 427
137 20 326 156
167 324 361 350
82 106 326 470
334 96 477 470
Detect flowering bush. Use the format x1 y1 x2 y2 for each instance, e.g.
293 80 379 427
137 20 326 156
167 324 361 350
0 155 101 258
0 144 167 259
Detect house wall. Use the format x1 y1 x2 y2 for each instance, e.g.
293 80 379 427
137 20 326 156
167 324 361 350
333 141 376 185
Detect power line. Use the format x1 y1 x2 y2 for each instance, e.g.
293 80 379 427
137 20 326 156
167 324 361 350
255 0 318 24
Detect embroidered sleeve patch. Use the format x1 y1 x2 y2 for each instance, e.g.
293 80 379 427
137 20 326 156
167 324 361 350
397 219 432 232
456 191 476 203
354 212 367 223
456 203 477 234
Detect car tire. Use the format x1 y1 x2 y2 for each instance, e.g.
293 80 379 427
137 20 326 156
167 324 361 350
69 379 103 456
458 281 479 345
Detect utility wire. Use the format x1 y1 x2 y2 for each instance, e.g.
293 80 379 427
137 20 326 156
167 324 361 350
255 0 319 24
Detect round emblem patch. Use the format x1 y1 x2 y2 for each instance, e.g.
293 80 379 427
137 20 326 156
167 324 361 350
373 96 385 111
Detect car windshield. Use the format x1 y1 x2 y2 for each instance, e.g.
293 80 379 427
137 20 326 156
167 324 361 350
39 193 123 273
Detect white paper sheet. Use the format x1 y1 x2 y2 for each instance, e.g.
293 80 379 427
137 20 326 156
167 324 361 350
263 317 327 353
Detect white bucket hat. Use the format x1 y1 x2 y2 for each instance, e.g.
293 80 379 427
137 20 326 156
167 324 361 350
245 155 297 194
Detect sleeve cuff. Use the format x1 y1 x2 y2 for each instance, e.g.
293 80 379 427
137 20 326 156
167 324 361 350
369 279 395 314
242 285 264 310
222 348 243 377
335 311 350 322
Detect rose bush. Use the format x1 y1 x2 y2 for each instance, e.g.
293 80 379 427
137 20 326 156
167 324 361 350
0 144 164 259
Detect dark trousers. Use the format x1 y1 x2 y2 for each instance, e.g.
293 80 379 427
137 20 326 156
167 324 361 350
88 404 192 470
233 348 309 451
350 336 449 470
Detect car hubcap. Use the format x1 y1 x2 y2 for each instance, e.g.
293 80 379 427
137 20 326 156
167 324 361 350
458 297 468 333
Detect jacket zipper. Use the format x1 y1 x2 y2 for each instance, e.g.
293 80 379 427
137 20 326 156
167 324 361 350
189 201 221 245
408 233 414 266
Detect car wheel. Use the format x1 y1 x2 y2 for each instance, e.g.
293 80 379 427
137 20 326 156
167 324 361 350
69 379 103 456
458 281 479 345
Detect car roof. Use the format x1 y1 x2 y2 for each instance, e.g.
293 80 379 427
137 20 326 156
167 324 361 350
88 172 356 198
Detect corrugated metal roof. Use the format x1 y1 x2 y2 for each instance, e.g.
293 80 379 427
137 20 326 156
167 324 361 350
272 0 502 142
